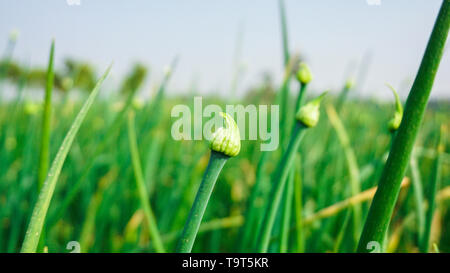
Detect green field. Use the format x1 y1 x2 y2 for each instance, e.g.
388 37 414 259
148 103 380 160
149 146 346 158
0 0 449 254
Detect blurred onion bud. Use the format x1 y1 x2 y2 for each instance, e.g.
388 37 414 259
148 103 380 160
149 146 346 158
386 84 403 132
132 98 144 110
296 62 313 85
9 29 19 42
163 65 172 77
345 78 355 90
61 77 74 91
296 92 327 128
24 102 41 116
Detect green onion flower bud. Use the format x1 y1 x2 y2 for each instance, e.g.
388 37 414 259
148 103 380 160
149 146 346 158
296 62 313 85
163 65 172 77
210 112 241 157
132 98 144 110
296 92 327 128
9 29 19 42
61 77 74 91
345 77 355 90
386 83 403 132
24 102 41 116
388 112 402 133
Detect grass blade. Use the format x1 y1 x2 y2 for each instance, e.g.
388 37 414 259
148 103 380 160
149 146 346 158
325 103 361 243
280 167 294 252
409 154 425 245
127 111 165 253
279 0 290 67
293 155 304 252
20 64 112 253
420 125 445 252
37 40 55 190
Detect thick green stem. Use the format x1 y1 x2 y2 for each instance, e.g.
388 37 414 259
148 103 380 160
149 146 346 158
357 0 450 252
177 150 229 253
257 123 306 252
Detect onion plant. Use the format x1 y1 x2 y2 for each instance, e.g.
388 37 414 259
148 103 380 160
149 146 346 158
279 63 312 253
325 103 361 243
420 125 445 252
357 0 450 252
21 65 112 253
387 83 426 247
37 40 55 190
177 112 241 253
257 92 326 252
295 62 313 112
127 111 165 253
35 40 55 252
386 84 403 135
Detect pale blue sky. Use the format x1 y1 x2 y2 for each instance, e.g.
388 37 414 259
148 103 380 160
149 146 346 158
0 0 449 99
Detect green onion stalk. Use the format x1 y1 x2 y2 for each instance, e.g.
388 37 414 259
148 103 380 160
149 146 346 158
257 93 327 252
294 62 313 112
37 40 55 191
420 125 445 252
177 112 241 253
21 65 112 253
36 40 55 252
335 77 355 113
387 83 426 247
279 62 313 252
357 0 450 252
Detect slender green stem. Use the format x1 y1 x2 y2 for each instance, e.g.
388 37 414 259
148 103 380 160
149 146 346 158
279 0 290 67
335 85 351 113
277 0 295 145
280 167 294 252
257 123 306 252
420 127 444 252
333 210 351 253
37 40 55 190
326 104 361 242
293 155 304 252
295 83 308 113
279 82 307 253
177 150 229 253
127 111 165 253
357 1 450 252
279 60 296 145
409 153 425 245
239 151 269 251
21 64 111 253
